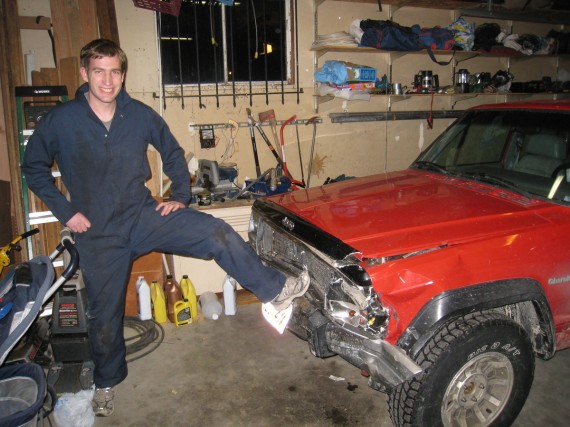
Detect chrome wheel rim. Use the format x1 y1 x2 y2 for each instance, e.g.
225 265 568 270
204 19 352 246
441 352 514 427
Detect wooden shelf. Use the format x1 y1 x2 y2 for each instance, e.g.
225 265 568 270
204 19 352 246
316 0 570 24
312 0 570 112
311 45 544 59
318 0 487 8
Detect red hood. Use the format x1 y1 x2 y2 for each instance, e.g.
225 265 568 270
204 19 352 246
268 170 551 258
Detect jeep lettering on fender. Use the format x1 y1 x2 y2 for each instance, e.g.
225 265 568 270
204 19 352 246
248 100 570 426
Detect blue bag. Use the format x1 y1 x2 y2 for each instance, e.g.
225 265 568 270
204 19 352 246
360 20 421 52
360 20 454 65
415 26 455 50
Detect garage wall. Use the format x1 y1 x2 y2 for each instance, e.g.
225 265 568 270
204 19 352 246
17 0 564 187
14 0 453 188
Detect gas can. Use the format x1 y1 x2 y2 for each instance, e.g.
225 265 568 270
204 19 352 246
180 274 198 320
174 299 192 326
150 280 167 323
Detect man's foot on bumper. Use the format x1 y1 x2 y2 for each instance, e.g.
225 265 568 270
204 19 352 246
92 386 115 417
271 270 310 311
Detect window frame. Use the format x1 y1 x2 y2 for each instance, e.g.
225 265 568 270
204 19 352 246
156 0 300 106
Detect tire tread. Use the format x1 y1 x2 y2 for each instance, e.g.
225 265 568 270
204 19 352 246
388 311 532 427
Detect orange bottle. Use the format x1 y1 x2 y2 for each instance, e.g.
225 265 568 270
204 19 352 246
164 274 183 323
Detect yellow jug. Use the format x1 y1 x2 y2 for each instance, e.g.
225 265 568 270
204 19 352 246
180 275 198 320
174 299 192 326
150 280 167 323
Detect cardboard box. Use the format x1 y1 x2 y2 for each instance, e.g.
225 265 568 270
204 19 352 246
346 64 376 82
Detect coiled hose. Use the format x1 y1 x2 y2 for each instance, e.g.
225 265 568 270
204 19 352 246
124 317 165 363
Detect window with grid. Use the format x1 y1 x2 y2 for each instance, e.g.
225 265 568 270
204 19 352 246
158 0 300 106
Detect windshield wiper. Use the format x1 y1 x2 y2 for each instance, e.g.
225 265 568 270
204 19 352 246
412 161 450 175
461 172 533 199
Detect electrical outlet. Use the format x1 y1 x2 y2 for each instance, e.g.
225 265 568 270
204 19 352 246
199 126 216 149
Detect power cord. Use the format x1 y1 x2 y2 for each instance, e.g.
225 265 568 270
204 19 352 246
221 119 239 162
124 317 165 363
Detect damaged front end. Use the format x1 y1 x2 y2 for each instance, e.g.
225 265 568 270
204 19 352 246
248 200 421 393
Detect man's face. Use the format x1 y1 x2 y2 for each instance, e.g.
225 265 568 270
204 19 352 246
80 55 124 106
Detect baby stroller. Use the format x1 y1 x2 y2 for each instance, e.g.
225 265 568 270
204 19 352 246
0 228 79 426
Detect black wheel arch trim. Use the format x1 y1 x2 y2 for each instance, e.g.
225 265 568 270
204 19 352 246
397 278 555 359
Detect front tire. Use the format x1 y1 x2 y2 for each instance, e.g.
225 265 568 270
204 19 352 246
388 311 534 427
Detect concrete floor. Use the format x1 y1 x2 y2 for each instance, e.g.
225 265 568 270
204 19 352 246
85 301 569 427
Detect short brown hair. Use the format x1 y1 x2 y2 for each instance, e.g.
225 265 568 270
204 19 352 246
80 39 128 74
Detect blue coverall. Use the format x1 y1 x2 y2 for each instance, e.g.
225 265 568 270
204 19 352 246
21 83 287 388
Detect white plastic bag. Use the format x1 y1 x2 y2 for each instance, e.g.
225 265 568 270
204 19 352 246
53 387 95 427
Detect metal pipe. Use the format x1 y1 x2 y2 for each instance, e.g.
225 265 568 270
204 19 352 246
193 2 205 109
279 0 285 103
246 0 253 106
157 14 167 111
152 88 304 100
262 0 268 105
210 2 220 108
329 110 463 123
175 15 184 109
228 5 236 107
294 0 300 104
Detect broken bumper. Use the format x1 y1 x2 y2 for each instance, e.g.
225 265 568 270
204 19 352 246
289 300 422 394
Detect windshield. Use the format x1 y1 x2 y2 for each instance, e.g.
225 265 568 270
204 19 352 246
415 110 570 203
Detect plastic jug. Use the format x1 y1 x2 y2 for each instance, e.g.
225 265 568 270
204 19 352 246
174 299 192 326
150 280 167 323
164 274 183 323
223 275 237 316
136 276 152 321
199 292 223 320
180 274 198 320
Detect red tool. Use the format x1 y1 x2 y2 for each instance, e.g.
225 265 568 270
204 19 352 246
280 115 305 189
248 108 283 168
258 109 281 154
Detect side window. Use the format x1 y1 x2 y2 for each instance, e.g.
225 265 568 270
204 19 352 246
423 119 468 167
456 116 509 166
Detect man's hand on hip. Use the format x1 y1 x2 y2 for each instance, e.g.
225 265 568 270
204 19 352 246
156 200 185 216
66 212 91 233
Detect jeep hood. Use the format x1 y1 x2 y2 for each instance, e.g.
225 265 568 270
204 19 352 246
268 170 551 258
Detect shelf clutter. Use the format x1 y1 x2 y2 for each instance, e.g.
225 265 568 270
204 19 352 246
313 14 570 103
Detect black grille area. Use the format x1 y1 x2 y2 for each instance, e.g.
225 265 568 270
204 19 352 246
252 216 343 299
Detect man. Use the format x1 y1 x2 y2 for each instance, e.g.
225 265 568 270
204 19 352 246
21 39 309 417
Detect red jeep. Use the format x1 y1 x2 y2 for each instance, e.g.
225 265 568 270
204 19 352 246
248 100 570 427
